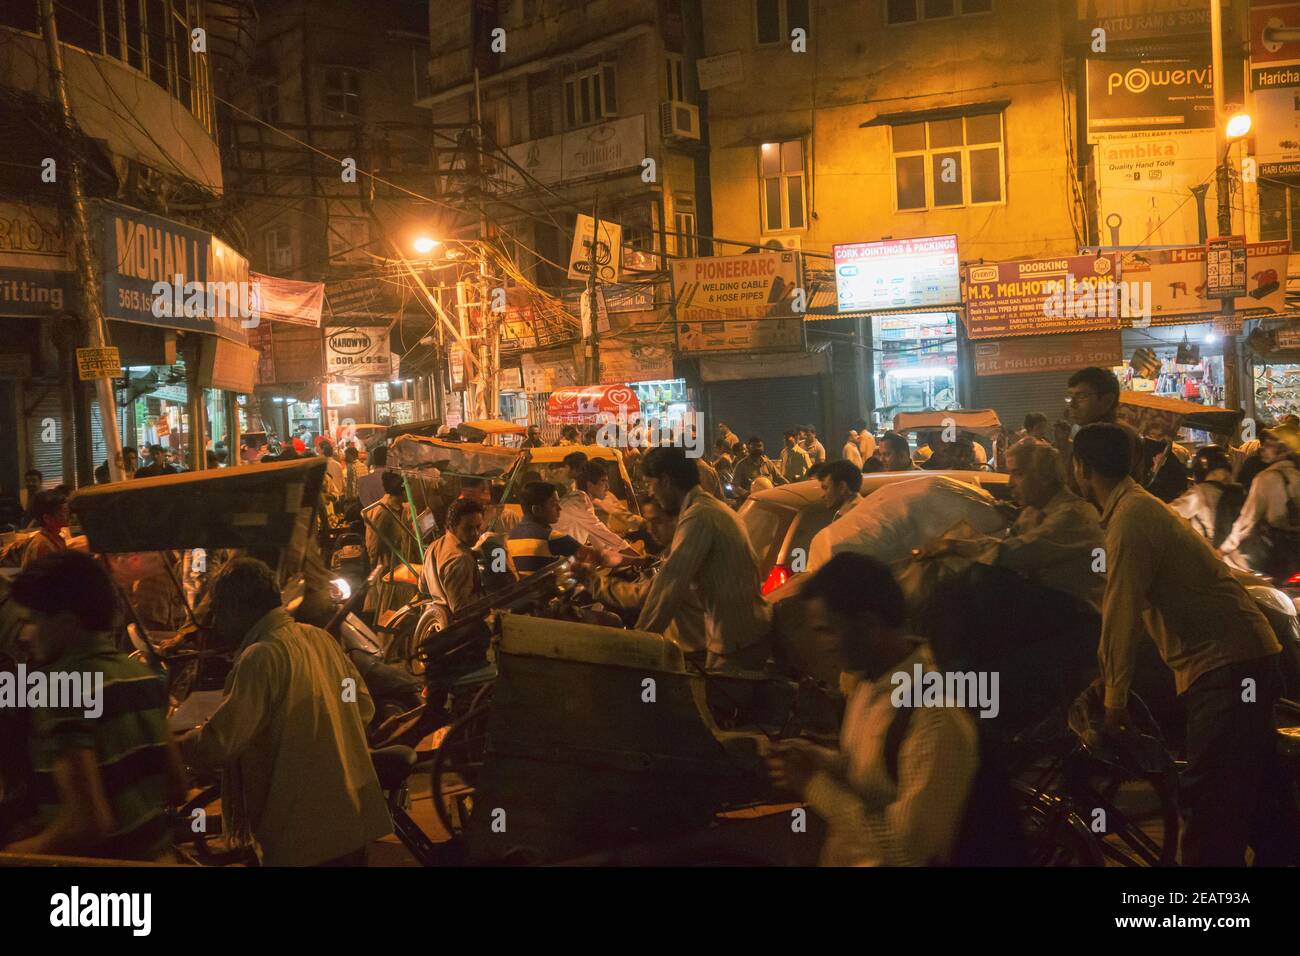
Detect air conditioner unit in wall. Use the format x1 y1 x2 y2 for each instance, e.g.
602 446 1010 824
660 100 700 141
762 235 801 252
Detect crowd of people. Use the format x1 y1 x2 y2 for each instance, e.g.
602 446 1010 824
3 364 1300 868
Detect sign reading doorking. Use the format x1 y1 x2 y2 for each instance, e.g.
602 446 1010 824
1085 56 1214 139
325 327 389 377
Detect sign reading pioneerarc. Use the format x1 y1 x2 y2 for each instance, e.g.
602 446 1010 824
1085 56 1214 139
672 251 804 353
325 327 390 377
833 235 961 313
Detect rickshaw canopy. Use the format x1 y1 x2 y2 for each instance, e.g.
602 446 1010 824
70 458 328 554
893 409 1003 437
1117 391 1242 436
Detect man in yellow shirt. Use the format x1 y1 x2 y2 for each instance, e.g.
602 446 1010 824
1072 423 1296 866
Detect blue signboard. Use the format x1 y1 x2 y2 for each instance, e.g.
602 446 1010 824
94 199 252 344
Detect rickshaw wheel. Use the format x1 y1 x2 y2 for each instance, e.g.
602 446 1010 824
431 685 493 840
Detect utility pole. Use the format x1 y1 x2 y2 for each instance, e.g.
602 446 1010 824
471 69 497 421
587 200 601 386
39 0 124 482
1211 0 1242 419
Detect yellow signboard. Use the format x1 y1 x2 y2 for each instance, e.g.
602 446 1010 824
76 346 121 380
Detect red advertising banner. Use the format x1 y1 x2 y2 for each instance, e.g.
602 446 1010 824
964 254 1122 339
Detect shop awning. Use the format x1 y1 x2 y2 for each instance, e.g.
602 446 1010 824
546 385 641 423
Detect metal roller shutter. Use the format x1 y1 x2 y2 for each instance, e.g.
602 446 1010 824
27 388 64 487
705 375 824 451
973 371 1069 435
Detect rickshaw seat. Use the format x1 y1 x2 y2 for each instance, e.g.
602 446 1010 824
371 745 418 791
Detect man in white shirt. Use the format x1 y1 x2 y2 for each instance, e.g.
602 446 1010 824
1219 425 1300 573
842 432 864 468
767 553 978 866
319 441 345 496
556 461 636 561
779 430 814 482
800 425 827 465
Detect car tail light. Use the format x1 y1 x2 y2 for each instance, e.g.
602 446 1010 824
762 564 791 596
1287 572 1300 586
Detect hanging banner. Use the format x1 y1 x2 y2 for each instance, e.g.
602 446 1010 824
673 251 804 353
1085 56 1214 140
250 273 324 327
448 343 467 389
325 327 390 377
964 254 1122 339
1094 129 1218 247
1117 240 1290 323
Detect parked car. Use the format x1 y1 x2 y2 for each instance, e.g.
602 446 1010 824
739 470 1012 596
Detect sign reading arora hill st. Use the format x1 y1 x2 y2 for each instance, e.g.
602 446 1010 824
965 254 1123 339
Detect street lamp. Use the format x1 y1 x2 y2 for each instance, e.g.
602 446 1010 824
412 236 440 255
1226 112 1252 140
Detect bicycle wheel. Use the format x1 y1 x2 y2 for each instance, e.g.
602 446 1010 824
430 686 493 840
1013 784 1105 866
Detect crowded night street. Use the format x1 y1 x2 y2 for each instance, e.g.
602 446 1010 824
0 0 1297 939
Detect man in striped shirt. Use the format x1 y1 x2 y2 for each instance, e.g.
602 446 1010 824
3 552 183 861
507 481 584 577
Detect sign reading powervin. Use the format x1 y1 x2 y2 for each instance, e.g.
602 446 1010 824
1085 56 1214 139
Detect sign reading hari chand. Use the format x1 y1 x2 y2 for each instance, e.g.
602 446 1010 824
964 254 1121 339
672 251 803 353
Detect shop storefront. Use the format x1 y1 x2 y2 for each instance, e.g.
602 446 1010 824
871 311 960 427
1250 325 1300 422
1119 323 1227 403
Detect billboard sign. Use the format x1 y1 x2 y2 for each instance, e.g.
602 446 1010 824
1085 56 1214 139
964 254 1122 339
832 235 960 313
672 251 804 353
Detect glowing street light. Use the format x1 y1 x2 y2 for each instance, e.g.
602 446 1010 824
412 236 440 255
1226 112 1252 140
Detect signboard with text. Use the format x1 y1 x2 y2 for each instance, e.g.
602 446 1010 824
76 346 121 380
325 327 390 377
0 201 74 318
1205 236 1248 298
1117 241 1289 322
95 200 251 344
974 331 1123 377
1085 56 1214 139
672 251 804 353
833 235 961 313
965 254 1122 339
1076 0 1210 42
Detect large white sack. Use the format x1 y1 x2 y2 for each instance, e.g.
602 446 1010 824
807 474 1007 571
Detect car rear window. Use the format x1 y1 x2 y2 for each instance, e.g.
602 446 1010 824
739 500 792 572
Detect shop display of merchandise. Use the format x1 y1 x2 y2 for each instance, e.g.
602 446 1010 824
1255 365 1300 421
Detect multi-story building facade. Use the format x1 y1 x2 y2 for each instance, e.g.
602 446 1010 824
700 0 1087 439
222 0 438 439
423 0 710 430
0 0 256 518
